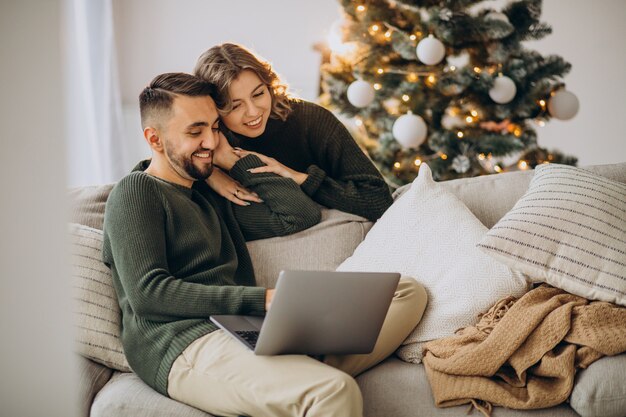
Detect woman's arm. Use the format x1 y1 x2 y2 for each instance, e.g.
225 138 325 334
298 105 393 221
212 134 321 241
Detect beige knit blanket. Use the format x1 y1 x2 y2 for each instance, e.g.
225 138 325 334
422 285 626 415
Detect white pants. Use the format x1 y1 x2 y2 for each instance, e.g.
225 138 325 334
167 278 427 417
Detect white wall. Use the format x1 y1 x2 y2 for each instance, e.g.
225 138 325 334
113 0 626 170
0 1 77 416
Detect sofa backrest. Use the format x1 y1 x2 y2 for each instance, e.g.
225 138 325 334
394 161 626 229
68 162 626 286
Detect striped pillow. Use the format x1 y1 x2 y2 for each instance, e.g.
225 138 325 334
69 223 130 371
478 164 626 306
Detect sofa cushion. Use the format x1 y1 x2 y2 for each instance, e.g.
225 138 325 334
69 222 130 371
68 184 114 230
76 354 113 417
356 357 578 417
91 372 214 417
245 207 372 288
570 353 626 417
338 164 530 363
478 164 626 306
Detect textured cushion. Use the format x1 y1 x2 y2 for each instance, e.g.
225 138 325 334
338 164 529 363
356 357 578 417
91 372 214 417
69 223 130 371
570 354 626 417
76 354 113 417
478 164 626 306
247 207 372 288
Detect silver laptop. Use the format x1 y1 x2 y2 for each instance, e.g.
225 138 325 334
210 270 400 356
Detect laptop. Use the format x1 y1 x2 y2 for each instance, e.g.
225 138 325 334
210 270 400 356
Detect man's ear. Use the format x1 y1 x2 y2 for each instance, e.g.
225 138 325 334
143 127 163 152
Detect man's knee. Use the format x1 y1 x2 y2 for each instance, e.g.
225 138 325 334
398 278 428 305
309 370 362 416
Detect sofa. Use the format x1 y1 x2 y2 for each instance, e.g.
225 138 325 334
68 161 626 417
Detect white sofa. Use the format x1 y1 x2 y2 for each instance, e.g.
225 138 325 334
69 162 626 417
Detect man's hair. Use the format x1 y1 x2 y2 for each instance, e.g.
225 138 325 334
139 72 216 129
194 43 293 121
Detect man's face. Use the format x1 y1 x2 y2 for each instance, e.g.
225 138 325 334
159 95 220 183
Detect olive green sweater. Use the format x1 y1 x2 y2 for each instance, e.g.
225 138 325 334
102 155 320 395
225 100 393 221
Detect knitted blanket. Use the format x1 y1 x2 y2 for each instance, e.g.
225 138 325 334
422 285 626 416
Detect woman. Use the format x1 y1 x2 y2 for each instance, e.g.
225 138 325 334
194 43 393 222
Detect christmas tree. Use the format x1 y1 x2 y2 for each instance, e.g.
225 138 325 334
319 0 579 185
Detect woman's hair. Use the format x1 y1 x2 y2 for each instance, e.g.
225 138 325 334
194 43 293 121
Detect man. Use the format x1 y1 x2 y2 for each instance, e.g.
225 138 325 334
103 72 427 417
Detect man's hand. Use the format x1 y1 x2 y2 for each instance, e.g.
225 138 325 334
233 149 309 185
206 168 262 206
265 289 275 311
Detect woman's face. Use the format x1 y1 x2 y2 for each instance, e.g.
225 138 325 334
222 70 272 138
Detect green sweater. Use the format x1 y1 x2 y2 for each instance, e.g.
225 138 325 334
102 155 320 396
225 100 393 222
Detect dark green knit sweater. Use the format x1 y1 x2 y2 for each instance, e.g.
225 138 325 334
102 155 320 396
225 100 393 221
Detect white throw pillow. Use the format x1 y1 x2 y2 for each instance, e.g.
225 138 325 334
337 164 529 363
478 164 626 307
69 223 130 371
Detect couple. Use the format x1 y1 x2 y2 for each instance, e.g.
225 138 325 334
103 43 428 417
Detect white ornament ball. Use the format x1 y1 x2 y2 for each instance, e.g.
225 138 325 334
485 12 509 23
548 90 580 120
347 79 375 108
416 36 446 66
441 113 465 130
392 112 428 148
489 75 517 104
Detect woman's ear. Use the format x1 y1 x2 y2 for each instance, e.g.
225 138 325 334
143 127 163 152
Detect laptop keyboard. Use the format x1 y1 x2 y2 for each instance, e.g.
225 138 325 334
235 330 259 348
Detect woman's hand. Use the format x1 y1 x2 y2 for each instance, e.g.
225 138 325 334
233 149 309 185
206 168 262 206
212 132 240 171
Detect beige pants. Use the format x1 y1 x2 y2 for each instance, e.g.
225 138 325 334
167 278 427 417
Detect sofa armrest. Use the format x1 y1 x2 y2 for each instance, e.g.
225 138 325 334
76 354 113 417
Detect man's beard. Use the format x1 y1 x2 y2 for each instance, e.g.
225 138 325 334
164 141 213 181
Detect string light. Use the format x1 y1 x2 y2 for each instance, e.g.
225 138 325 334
356 5 366 12
539 99 546 107
478 153 486 160
494 164 502 173
441 154 448 160
513 127 522 137
407 73 418 82
414 158 422 166
473 66 482 73
393 162 402 169
457 131 464 138
354 118 363 126
518 160 529 170
409 34 417 41
377 68 384 74
465 116 474 123
371 24 380 32
373 83 382 90
402 94 410 102
470 110 478 117
384 30 392 39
